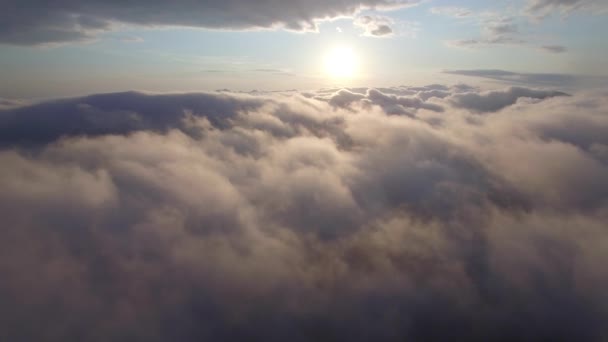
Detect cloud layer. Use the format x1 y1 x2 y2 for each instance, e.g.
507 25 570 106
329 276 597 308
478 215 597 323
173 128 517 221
0 0 420 45
1 84 608 340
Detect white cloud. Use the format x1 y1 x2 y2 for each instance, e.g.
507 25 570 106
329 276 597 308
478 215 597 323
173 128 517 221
1 84 607 340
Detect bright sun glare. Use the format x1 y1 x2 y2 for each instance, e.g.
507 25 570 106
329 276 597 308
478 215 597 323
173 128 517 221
324 46 358 79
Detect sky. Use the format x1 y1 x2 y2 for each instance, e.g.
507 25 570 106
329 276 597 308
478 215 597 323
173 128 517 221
1 1 608 341
1 0 608 98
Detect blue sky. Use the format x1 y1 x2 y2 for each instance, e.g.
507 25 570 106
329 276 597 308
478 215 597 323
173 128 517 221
1 0 607 98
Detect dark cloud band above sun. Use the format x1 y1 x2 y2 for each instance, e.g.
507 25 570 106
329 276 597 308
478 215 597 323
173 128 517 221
1 84 608 340
0 0 421 45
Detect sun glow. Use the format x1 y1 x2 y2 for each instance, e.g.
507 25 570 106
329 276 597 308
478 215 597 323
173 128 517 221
324 46 358 79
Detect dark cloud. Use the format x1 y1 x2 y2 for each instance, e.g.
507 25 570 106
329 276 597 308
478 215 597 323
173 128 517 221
0 0 421 45
0 91 265 146
1 85 608 341
372 25 392 36
354 15 394 37
541 45 568 53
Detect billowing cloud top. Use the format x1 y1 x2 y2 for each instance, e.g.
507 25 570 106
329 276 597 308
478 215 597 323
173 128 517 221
0 0 421 45
1 83 608 340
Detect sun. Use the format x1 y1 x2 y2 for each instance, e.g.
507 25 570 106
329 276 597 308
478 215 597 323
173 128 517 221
324 46 358 79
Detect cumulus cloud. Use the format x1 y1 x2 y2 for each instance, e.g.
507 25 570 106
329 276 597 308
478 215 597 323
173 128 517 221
1 84 608 340
0 0 422 45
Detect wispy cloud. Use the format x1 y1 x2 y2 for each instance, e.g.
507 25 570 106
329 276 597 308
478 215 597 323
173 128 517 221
429 6 473 18
526 0 608 18
436 10 576 53
444 69 577 87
